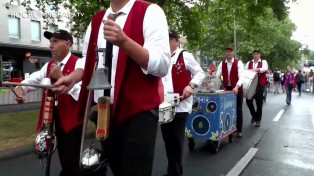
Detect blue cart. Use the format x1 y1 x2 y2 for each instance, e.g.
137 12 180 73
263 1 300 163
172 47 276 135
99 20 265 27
185 91 237 153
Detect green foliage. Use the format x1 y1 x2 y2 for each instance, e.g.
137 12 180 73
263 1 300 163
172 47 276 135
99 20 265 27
13 0 302 70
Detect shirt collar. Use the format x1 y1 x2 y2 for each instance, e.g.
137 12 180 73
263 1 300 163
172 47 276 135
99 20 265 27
171 48 180 57
107 0 135 16
252 59 261 63
225 58 234 63
57 52 71 66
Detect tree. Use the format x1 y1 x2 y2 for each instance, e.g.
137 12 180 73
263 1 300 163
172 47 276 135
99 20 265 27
4 0 294 46
4 0 301 70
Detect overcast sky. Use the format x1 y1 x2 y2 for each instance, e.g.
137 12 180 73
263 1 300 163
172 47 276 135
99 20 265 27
288 0 314 50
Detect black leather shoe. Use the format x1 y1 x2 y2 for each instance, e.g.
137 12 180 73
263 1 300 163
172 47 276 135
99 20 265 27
251 119 255 124
237 133 242 138
255 121 261 127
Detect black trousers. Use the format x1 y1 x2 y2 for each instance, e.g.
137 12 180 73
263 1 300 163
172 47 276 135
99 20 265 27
226 86 243 133
246 85 265 122
107 109 159 176
54 107 83 176
161 112 189 176
297 82 302 94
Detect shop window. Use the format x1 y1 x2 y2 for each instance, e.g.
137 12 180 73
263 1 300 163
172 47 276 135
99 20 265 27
8 17 20 38
31 20 41 41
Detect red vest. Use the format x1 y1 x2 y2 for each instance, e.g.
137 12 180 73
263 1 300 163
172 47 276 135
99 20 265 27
84 0 163 123
172 51 191 96
248 60 267 86
222 59 243 93
37 55 83 133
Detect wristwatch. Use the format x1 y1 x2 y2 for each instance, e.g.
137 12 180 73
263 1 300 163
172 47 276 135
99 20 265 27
189 83 196 89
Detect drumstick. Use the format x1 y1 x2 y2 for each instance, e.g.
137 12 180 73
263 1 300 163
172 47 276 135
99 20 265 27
8 86 20 98
167 91 197 104
1 82 53 89
96 96 110 141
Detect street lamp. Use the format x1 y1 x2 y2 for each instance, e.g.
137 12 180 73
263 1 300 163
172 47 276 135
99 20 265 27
233 8 237 58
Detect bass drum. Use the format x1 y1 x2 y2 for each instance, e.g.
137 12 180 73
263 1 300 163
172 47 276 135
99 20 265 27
243 70 258 100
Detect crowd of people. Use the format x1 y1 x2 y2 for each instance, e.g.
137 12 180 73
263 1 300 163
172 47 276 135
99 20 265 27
263 67 313 105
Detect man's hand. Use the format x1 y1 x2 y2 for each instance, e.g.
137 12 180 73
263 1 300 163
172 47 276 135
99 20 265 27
51 75 75 95
250 68 260 73
182 85 194 99
103 19 128 47
15 86 25 104
233 85 239 94
49 63 63 80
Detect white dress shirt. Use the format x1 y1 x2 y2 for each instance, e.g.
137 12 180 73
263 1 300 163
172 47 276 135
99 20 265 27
80 0 171 103
215 58 244 87
244 59 268 73
19 52 82 101
162 48 205 113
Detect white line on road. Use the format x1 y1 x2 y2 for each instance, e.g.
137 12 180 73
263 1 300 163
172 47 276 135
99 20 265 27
273 109 286 122
226 148 258 176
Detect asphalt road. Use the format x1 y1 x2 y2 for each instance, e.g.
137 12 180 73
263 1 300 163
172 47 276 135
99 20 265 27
1 91 314 176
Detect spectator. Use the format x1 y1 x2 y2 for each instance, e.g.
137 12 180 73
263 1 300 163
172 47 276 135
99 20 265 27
273 68 280 94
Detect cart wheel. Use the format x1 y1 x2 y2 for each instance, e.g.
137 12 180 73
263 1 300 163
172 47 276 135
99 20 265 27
229 135 233 143
188 138 195 151
211 141 220 153
214 147 219 153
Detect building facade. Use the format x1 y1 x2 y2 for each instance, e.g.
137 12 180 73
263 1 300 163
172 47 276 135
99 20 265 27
0 0 83 81
0 0 84 105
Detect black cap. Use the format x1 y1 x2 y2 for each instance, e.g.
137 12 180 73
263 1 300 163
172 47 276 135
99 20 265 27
169 29 179 40
253 50 260 53
226 47 233 51
44 29 73 44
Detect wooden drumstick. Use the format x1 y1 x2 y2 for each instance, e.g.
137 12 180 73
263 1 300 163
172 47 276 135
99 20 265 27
1 82 53 89
96 96 111 141
8 86 20 98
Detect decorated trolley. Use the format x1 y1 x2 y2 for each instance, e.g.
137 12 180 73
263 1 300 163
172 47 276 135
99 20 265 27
185 77 237 153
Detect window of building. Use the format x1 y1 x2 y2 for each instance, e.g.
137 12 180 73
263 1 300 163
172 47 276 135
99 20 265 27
48 25 58 33
8 17 20 38
31 20 41 41
10 0 20 6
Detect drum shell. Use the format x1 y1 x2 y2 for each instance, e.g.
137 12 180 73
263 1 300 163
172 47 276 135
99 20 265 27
243 70 258 100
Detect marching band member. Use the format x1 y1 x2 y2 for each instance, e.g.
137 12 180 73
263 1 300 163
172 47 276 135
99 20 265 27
215 47 244 138
15 30 84 176
161 30 205 176
244 50 268 127
52 0 171 175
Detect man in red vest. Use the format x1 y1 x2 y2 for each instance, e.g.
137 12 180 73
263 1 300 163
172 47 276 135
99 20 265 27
15 30 85 175
215 47 244 138
52 0 171 175
244 50 269 127
161 30 205 176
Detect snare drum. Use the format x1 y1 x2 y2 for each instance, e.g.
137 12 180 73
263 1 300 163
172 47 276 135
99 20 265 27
243 70 259 100
159 102 175 124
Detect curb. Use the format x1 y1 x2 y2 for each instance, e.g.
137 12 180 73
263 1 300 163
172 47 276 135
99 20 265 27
0 131 95 161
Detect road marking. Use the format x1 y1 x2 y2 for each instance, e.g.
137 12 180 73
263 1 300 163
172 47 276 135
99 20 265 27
273 109 285 122
226 148 258 176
